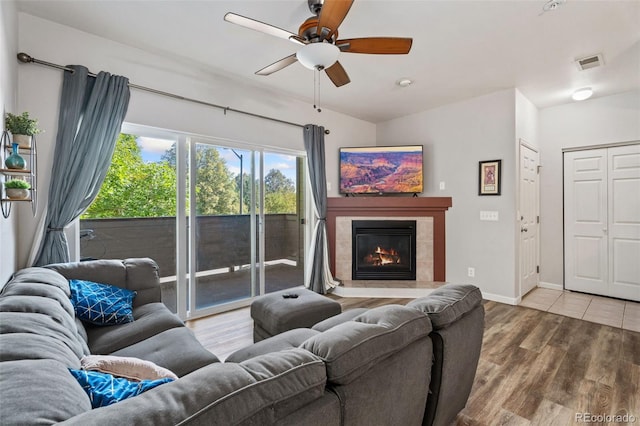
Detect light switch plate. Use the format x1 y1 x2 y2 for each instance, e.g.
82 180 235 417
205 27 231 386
480 211 499 221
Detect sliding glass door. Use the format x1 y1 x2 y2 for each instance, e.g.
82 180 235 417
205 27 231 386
81 126 306 320
187 139 306 318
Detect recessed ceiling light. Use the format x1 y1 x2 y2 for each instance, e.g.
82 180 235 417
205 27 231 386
572 87 593 101
397 78 413 87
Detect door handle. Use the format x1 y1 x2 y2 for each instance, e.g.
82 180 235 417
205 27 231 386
521 227 528 233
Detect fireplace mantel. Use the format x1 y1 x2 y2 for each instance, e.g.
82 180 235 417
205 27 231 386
326 197 452 282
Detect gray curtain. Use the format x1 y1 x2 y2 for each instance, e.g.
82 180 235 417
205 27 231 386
33 66 130 266
303 124 339 294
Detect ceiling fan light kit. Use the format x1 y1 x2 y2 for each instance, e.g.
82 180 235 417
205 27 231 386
297 43 340 70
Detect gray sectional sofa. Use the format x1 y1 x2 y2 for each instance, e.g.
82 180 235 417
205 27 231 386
0 257 484 425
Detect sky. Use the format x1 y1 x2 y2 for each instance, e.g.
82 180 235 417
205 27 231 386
137 136 298 181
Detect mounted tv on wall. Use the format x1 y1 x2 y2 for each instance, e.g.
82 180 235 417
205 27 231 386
339 145 424 194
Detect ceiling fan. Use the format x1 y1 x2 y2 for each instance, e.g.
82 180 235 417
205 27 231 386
224 0 413 87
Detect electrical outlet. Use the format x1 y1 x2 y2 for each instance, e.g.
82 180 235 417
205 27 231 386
467 267 475 278
327 182 332 191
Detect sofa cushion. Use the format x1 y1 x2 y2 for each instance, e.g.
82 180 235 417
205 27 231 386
81 355 178 381
0 304 86 361
1 281 75 317
86 302 184 354
69 279 136 326
0 359 92 424
226 328 320 363
110 327 219 377
8 267 71 295
69 368 174 408
312 308 368 332
47 258 161 308
0 326 81 367
407 284 482 329
301 305 432 385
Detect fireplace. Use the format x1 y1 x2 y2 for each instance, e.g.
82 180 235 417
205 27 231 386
352 220 417 280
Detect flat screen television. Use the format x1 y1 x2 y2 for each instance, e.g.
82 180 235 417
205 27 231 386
339 145 423 194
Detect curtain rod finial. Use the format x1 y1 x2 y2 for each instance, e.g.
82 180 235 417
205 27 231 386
17 53 33 63
324 129 330 135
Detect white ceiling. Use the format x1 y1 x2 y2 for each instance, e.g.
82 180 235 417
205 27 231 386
16 0 640 123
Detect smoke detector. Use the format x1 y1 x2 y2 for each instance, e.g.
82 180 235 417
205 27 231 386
575 54 604 71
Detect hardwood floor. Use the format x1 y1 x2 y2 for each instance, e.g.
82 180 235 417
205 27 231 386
186 297 640 425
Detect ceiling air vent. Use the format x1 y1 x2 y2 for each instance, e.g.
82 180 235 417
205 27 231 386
575 54 604 71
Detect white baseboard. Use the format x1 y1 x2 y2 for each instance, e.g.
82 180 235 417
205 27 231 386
538 281 563 291
332 286 436 299
481 291 520 306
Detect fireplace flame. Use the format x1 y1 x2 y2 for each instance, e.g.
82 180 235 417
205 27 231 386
364 246 401 266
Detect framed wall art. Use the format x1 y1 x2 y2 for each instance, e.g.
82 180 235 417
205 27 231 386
478 159 501 195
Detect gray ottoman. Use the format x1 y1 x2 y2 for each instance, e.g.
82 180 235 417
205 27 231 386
251 288 342 342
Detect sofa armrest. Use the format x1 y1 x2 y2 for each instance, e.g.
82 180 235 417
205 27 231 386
46 258 161 307
406 284 482 330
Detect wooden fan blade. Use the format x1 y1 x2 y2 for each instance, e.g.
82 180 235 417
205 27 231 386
224 13 304 45
325 61 351 87
336 37 413 54
317 0 354 41
255 54 298 76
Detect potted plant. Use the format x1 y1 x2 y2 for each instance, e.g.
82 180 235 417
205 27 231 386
4 179 31 200
5 112 42 149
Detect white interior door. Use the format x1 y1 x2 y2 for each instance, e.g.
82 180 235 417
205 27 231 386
564 144 640 301
564 149 608 295
519 142 539 296
608 145 640 301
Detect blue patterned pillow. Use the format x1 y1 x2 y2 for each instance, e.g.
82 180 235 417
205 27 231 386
69 368 173 408
69 279 136 325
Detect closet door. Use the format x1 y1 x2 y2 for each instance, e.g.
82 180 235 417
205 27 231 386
608 145 640 301
564 149 609 295
564 144 640 301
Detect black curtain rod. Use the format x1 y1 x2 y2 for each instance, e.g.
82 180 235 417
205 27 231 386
16 52 329 134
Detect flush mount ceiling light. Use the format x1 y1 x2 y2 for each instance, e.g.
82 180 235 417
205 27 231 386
396 78 413 87
572 87 593 101
296 43 340 71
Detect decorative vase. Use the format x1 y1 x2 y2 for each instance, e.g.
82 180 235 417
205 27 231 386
13 134 32 149
5 143 26 170
5 188 29 200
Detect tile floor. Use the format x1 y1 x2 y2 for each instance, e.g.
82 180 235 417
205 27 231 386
520 287 640 332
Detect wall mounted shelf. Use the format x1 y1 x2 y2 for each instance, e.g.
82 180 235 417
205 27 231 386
1 131 38 218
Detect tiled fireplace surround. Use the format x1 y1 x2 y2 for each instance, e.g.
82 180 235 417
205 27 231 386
335 216 433 282
326 197 453 296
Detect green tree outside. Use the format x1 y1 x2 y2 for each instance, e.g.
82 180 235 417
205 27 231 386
84 136 298 218
82 134 176 218
264 169 296 213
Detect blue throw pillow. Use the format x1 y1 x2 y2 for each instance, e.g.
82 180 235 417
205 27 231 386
69 368 173 408
69 279 136 326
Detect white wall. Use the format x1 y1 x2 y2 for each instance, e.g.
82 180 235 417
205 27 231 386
16 13 376 267
539 90 640 287
377 89 519 302
0 0 18 285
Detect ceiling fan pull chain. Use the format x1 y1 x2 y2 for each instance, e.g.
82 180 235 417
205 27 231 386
313 68 322 113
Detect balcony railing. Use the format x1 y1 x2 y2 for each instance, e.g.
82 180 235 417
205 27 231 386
80 214 304 311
